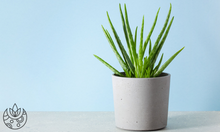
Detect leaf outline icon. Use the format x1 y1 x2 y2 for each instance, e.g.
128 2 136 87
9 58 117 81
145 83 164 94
9 104 20 117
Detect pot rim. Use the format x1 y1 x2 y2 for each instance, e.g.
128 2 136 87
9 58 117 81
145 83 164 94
112 72 170 80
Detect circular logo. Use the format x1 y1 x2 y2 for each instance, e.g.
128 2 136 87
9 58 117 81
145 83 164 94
3 103 27 130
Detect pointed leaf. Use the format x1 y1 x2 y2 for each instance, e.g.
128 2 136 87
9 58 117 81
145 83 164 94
146 67 151 78
124 4 138 68
149 39 152 55
151 16 174 68
139 8 160 76
154 47 185 77
138 16 144 67
106 12 135 74
94 55 124 77
141 4 172 77
153 53 163 75
102 26 129 72
152 3 172 52
141 8 160 59
119 4 133 63
134 26 138 53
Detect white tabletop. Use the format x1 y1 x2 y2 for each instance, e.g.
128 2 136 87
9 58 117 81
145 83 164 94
0 111 220 132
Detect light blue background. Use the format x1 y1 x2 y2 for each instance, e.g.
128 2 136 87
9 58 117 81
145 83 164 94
0 0 220 111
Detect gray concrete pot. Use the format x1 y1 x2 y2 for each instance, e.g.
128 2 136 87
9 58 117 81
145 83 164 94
112 72 171 131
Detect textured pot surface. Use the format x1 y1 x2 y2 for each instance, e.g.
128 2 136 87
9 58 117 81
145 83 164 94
112 73 171 131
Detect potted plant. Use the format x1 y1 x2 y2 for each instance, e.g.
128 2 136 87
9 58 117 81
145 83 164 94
94 3 184 131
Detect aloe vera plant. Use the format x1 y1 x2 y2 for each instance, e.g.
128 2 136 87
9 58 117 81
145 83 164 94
94 3 184 78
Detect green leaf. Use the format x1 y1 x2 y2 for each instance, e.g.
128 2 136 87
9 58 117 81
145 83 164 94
138 16 144 68
153 53 163 75
106 12 135 75
146 67 151 78
141 8 160 60
150 16 174 70
94 54 124 77
134 26 138 54
141 4 172 77
154 47 185 77
101 26 129 72
95 3 184 78
134 26 140 76
140 56 148 78
124 4 138 70
139 8 160 77
149 39 152 55
119 4 133 63
152 3 172 53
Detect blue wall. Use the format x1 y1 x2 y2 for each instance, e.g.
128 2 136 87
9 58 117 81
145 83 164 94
0 0 220 111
